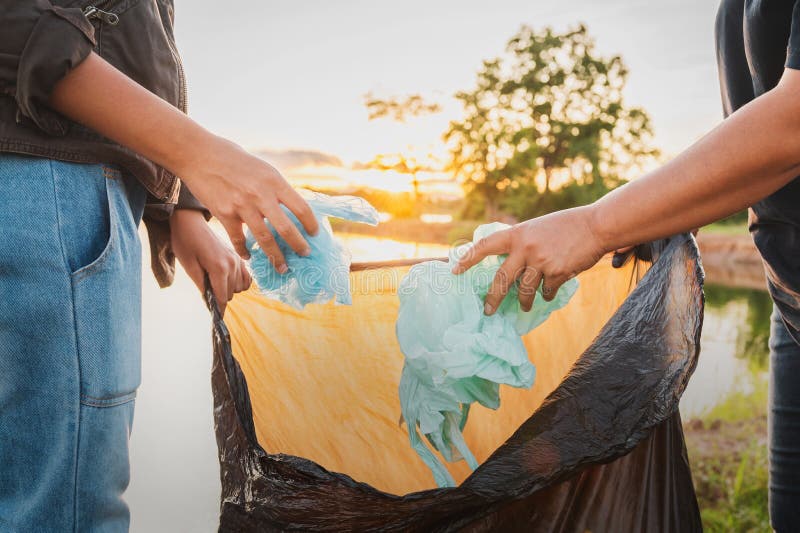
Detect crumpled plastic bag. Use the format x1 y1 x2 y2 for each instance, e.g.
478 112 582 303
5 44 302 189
396 222 579 487
246 191 379 309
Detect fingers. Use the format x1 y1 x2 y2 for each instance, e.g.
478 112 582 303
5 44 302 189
517 266 543 312
484 255 525 316
224 200 311 275
236 261 252 292
225 264 236 302
220 217 250 260
210 256 252 316
208 264 230 316
541 273 570 302
229 256 251 295
452 229 513 274
243 211 288 274
261 202 311 257
611 250 631 268
280 187 319 236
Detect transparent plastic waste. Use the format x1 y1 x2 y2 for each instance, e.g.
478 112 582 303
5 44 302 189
246 191 379 309
396 222 579 487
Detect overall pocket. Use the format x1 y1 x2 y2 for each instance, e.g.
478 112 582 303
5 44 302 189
51 161 113 274
53 162 142 406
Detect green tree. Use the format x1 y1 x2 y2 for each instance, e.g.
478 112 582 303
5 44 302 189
444 24 658 220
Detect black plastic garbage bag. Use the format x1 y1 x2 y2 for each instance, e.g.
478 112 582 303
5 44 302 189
206 233 704 532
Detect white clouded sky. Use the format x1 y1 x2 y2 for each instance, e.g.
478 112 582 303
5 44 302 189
174 0 723 172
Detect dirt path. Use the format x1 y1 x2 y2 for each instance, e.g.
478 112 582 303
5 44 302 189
685 416 767 461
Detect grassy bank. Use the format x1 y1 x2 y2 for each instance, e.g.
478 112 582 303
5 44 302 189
703 219 749 236
684 377 769 532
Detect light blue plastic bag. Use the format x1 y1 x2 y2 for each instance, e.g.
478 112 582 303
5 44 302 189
396 222 579 487
246 191 379 309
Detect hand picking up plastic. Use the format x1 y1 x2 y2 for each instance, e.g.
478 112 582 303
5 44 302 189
246 191 379 309
396 222 579 487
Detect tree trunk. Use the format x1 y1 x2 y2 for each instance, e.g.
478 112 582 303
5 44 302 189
486 195 499 221
544 167 551 195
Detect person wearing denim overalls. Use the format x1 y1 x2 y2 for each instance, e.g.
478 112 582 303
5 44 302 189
0 2 317 531
0 158 148 530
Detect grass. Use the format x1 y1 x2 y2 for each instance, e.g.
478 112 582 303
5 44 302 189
703 221 749 236
702 211 749 236
685 376 770 532
691 432 770 533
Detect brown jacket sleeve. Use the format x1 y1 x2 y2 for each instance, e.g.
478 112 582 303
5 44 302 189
176 182 209 213
0 1 96 135
143 182 210 289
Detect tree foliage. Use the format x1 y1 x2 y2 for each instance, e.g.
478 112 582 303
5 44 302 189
364 92 442 122
444 24 658 220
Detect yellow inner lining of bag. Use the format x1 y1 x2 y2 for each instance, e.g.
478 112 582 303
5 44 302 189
224 256 641 495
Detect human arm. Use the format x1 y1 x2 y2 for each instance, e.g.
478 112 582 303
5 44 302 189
454 68 800 314
48 52 319 273
4 3 308 308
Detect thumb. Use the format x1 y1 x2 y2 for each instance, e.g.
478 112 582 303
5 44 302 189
614 245 635 254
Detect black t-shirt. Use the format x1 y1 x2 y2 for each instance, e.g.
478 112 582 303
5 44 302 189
716 0 800 343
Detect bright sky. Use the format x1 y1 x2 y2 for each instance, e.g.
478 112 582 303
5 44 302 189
175 0 723 191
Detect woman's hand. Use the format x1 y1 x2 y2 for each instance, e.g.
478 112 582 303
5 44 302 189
175 137 319 274
170 209 252 315
452 205 608 315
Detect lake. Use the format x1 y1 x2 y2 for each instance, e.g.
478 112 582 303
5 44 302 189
127 233 770 532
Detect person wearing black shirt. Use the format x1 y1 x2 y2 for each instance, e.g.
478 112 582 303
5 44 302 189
716 1 800 529
454 1 800 529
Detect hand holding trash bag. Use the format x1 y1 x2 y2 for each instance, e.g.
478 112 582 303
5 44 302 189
209 234 705 532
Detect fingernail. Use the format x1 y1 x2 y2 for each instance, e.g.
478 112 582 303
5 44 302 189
451 265 462 274
301 246 311 257
484 302 494 315
278 264 289 274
